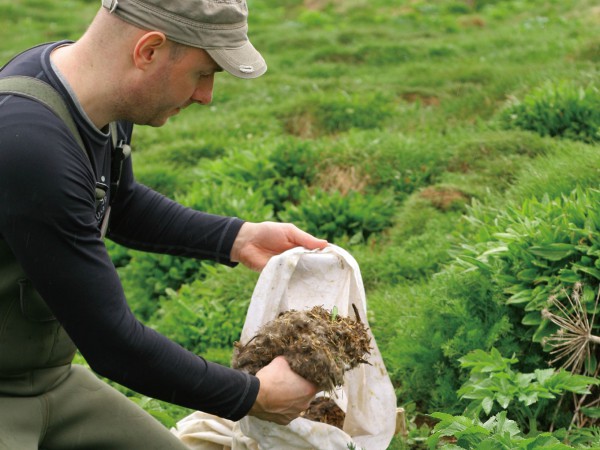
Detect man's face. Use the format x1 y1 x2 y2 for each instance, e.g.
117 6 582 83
132 44 222 127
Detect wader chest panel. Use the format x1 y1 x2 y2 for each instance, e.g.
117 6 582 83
0 239 76 395
0 76 83 395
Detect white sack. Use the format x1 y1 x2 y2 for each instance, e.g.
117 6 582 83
173 245 396 450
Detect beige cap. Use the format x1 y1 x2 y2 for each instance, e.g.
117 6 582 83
101 0 267 79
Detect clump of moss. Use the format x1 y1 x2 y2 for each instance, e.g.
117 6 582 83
232 305 371 392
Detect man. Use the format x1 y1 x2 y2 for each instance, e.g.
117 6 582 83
0 0 327 448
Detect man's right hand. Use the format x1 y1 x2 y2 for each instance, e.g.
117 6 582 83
248 356 318 425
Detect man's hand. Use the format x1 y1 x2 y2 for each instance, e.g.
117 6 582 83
248 356 318 425
230 221 328 271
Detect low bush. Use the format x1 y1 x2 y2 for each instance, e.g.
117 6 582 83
314 130 452 198
279 188 396 243
456 187 600 345
134 163 190 198
505 139 600 201
118 252 208 321
354 197 462 290
190 139 319 214
280 91 394 137
427 348 600 448
457 348 599 435
382 270 517 413
150 264 259 355
500 81 600 143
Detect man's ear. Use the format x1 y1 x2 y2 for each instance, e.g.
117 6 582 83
132 31 168 69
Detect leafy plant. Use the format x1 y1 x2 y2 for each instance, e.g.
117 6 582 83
383 270 517 415
457 348 599 434
279 188 396 243
280 91 394 137
428 411 572 449
150 264 259 354
189 139 318 214
500 81 600 143
456 187 600 344
119 252 208 321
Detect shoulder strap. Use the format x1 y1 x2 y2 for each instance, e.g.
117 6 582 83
0 76 86 154
0 76 129 239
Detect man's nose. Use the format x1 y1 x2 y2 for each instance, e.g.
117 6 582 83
191 76 214 105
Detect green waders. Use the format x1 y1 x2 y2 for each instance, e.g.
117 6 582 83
0 75 190 449
0 242 189 450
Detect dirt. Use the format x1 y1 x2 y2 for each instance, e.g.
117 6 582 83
232 305 372 425
300 397 346 430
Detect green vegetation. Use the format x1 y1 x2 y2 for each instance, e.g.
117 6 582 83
3 0 599 447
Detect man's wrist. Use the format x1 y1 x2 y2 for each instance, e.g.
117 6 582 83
230 221 252 263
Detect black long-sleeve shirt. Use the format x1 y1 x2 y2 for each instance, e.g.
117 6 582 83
0 41 259 420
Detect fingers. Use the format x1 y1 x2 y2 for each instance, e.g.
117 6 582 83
286 224 328 251
231 221 328 271
248 356 318 425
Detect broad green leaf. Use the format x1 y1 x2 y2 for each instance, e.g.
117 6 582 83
457 255 492 272
482 397 494 415
529 243 577 261
557 269 582 283
521 311 542 325
516 268 539 282
517 390 541 406
515 372 536 387
506 290 532 305
572 264 600 280
519 434 572 449
534 368 555 385
460 388 495 401
581 406 600 418
494 411 521 437
496 394 512 409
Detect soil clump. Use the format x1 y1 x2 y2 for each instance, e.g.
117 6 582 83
232 305 371 393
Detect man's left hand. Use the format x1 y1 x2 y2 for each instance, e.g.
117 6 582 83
230 221 328 271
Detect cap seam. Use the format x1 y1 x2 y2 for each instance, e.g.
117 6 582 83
127 0 246 30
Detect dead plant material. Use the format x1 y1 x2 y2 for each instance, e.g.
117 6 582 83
283 112 318 139
300 397 346 429
542 283 600 374
401 92 440 107
419 186 470 211
314 166 369 195
232 305 372 392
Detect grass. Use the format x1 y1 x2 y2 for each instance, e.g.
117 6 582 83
3 0 600 447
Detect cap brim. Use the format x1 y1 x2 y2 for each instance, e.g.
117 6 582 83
206 40 267 79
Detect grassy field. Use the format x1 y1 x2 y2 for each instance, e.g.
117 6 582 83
2 0 600 448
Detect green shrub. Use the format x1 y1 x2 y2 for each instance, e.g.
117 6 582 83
428 411 573 449
500 81 600 143
177 181 274 222
317 91 393 133
259 139 319 212
427 349 600 449
457 348 599 434
280 92 394 137
354 197 462 289
505 139 600 202
162 139 226 167
456 187 600 344
119 252 208 321
442 130 551 196
383 270 517 413
190 139 318 214
279 188 396 243
150 264 259 354
134 163 190 198
314 130 451 198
